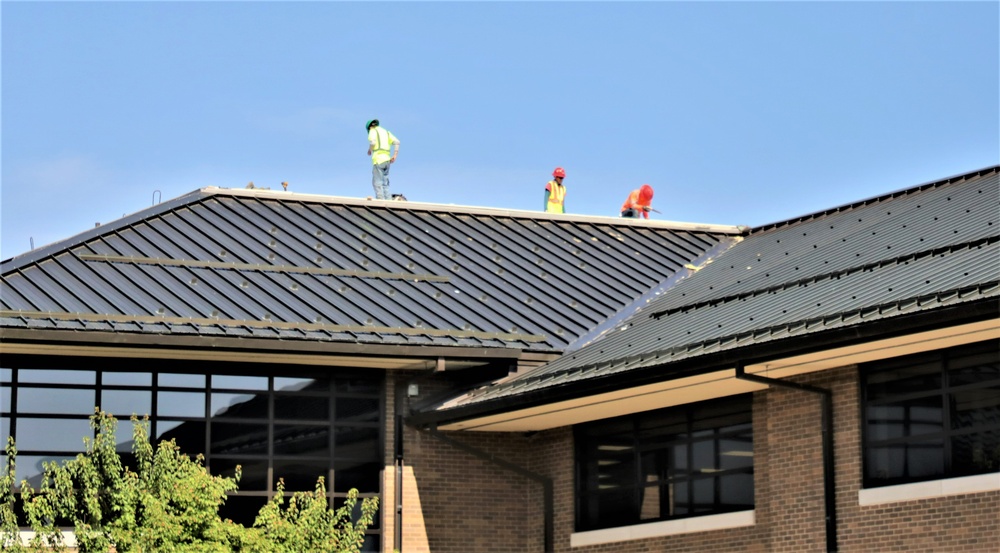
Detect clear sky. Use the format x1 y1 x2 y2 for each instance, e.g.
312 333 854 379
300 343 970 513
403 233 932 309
2 1 997 260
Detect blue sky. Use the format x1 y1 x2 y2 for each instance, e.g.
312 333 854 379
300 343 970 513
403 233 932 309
2 1 997 259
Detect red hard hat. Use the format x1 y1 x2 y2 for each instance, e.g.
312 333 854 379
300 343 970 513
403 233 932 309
639 184 654 201
552 167 566 178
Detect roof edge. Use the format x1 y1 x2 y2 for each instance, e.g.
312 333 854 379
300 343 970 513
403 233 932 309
750 165 1000 234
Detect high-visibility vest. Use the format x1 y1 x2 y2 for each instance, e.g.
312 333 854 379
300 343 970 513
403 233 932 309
546 181 566 213
621 189 651 217
369 127 397 165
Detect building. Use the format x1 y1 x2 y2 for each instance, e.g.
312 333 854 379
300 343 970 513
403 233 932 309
2 165 998 552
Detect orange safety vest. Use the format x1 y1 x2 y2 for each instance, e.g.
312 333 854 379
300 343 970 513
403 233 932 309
621 190 651 218
546 180 566 213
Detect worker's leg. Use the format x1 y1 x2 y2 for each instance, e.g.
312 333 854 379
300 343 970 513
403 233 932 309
372 162 391 200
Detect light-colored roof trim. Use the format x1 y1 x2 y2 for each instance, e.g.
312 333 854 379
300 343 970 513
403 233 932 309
201 187 746 235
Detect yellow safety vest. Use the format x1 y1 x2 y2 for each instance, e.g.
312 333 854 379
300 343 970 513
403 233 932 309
546 180 566 213
369 127 397 165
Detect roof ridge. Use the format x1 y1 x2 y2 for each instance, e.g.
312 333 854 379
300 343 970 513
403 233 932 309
749 165 999 234
648 235 999 320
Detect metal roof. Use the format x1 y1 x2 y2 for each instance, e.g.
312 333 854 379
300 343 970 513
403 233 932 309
0 189 740 354
434 166 1000 409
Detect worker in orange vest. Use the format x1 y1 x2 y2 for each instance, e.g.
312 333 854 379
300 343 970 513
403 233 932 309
621 184 654 218
544 167 567 213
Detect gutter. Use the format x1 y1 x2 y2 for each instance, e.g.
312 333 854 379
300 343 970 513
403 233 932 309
419 423 554 553
735 361 837 553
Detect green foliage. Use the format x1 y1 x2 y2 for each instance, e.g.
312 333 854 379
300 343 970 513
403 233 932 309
1 409 378 553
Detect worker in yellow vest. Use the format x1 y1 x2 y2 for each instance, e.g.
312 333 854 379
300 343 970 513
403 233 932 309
366 118 400 200
544 167 567 213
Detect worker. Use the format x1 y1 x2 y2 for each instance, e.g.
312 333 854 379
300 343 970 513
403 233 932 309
621 184 654 218
366 119 400 200
544 167 567 213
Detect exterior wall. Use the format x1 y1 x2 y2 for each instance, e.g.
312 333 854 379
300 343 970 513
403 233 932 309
401 365 999 552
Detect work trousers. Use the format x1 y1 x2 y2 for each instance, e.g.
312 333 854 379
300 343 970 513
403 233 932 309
372 161 391 200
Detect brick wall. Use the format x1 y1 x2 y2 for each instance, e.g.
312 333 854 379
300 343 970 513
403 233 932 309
397 365 999 552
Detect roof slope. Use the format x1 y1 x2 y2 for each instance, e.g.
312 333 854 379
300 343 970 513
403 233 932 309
0 189 740 353
436 166 999 408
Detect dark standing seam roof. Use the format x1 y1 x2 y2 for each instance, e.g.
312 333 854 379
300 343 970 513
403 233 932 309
438 166 1000 408
0 190 740 353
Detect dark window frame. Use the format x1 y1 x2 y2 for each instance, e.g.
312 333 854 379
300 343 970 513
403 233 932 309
860 339 1000 488
574 394 754 532
1 357 385 547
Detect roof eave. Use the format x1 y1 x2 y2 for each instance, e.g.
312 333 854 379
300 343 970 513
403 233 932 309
407 297 1000 429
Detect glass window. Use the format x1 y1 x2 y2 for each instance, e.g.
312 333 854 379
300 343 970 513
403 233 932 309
14 418 93 451
102 372 152 386
275 396 329 421
212 457 269 491
12 455 75 488
17 370 94 385
210 422 268 456
336 397 380 422
862 339 1000 487
273 459 329 492
213 375 269 391
335 426 380 460
211 393 266 419
16 388 96 416
275 377 325 392
159 373 206 388
101 390 152 420
575 395 753 531
157 391 206 417
2 387 10 413
274 424 329 456
155 419 206 455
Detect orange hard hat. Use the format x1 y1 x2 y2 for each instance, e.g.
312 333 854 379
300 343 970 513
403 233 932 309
639 184 654 202
552 167 566 178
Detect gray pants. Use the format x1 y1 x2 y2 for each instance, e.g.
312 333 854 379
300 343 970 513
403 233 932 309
372 161 391 199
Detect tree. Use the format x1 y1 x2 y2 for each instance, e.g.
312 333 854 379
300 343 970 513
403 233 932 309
0 410 378 552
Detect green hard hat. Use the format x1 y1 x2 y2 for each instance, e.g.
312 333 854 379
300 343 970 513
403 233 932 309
366 119 379 130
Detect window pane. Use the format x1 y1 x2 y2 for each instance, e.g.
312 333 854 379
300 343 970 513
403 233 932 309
102 372 152 386
155 420 206 455
275 377 326 392
719 472 754 507
866 440 944 481
2 416 10 445
335 426 379 460
336 397 379 422
334 460 381 494
866 358 941 401
275 396 329 421
639 484 664 520
692 476 715 513
212 375 269 391
273 459 328 491
335 376 379 394
952 430 1000 475
17 388 96 415
951 386 1000 430
14 455 75 488
157 391 205 417
275 424 329 456
101 389 152 420
159 373 206 388
720 435 754 470
18 370 95 385
1 387 9 413
212 457 269 491
211 393 266 419
14 418 92 451
948 345 1000 386
1 369 11 383
866 396 943 441
211 422 268 455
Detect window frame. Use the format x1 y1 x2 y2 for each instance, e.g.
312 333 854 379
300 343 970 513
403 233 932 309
573 394 754 532
860 339 1000 489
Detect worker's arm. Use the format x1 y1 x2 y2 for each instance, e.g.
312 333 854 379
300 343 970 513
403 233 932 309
390 140 399 163
543 189 551 210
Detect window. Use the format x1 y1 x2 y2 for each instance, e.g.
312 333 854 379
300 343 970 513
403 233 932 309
1 359 384 549
575 395 754 532
862 339 1000 488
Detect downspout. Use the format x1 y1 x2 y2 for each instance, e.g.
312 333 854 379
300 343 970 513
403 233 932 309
422 423 554 553
735 362 837 553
